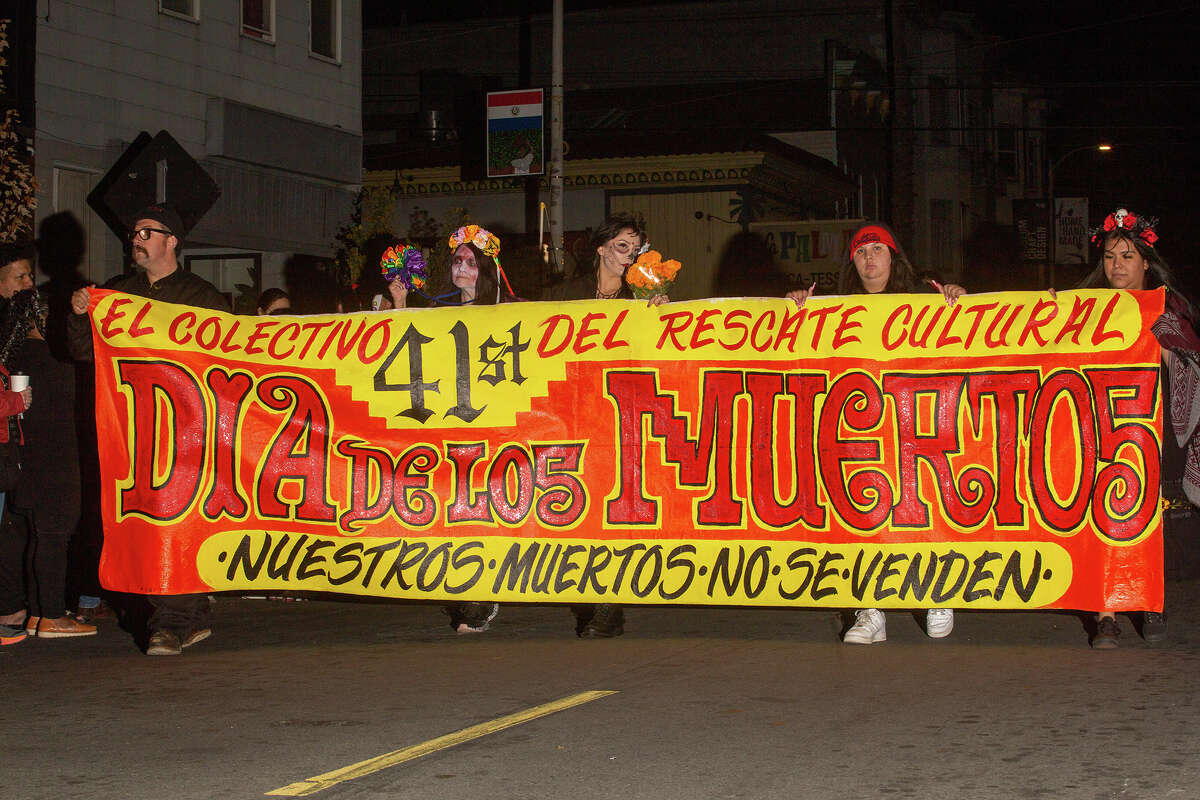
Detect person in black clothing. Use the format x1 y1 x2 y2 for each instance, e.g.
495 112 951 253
0 288 95 638
67 203 228 656
542 212 668 638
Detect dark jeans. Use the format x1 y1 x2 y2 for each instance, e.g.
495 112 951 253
0 507 70 618
147 594 211 636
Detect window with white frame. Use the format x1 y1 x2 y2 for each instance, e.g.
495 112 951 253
242 0 273 40
310 0 340 61
160 0 198 21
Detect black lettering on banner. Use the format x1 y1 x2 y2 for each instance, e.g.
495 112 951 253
577 545 613 594
779 547 818 600
531 543 564 593
478 322 529 386
416 542 452 591
993 550 1042 602
872 552 907 602
707 546 743 598
375 323 439 423
445 541 486 594
931 551 970 602
360 540 402 587
660 544 697 600
810 552 843 600
610 544 646 594
743 546 771 598
297 539 334 580
962 550 1003 601
554 545 586 592
268 534 308 580
329 542 365 585
849 549 883 601
897 552 938 602
630 545 664 598
379 540 430 591
493 541 539 593
447 321 484 422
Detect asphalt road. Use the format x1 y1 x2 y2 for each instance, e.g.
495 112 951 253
4 582 1200 800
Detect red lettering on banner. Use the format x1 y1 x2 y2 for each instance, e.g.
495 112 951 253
691 308 721 349
218 320 242 354
966 371 1039 526
1017 299 1059 347
269 323 300 360
1029 370 1097 531
885 373 994 528
1088 367 1160 541
244 320 275 355
575 313 603 354
721 309 751 350
533 443 587 527
100 297 133 339
336 440 396 533
537 314 573 357
254 376 336 522
118 360 207 521
605 370 744 526
446 443 492 522
168 311 196 345
817 372 892 530
603 309 631 349
882 305 910 351
202 369 253 519
934 304 964 348
745 372 826 528
394 444 439 527
657 311 693 350
1092 293 1124 346
960 302 997 349
128 302 154 338
833 305 866 349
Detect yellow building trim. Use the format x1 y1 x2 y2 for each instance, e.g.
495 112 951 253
364 152 767 197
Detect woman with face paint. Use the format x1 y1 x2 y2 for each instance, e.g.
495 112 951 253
540 212 663 637
789 222 965 645
384 227 511 634
1076 209 1194 648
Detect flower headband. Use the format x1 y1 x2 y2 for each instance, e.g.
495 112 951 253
379 243 428 291
448 224 501 260
1090 208 1159 248
446 224 521 302
850 224 898 257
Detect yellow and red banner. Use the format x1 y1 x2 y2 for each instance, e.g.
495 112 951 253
87 288 1166 611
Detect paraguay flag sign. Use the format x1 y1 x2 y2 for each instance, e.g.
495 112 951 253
487 89 544 177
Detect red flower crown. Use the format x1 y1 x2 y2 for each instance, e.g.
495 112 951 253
1090 208 1159 248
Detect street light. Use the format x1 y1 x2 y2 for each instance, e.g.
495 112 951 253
1047 143 1112 286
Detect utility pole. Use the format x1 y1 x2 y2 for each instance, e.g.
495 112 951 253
548 0 564 274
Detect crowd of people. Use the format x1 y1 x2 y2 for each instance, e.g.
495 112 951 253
0 202 1188 653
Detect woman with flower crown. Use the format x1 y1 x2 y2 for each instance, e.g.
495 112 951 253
383 225 512 634
1075 208 1196 648
788 221 965 645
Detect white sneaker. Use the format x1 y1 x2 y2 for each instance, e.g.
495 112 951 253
843 608 886 644
925 608 954 638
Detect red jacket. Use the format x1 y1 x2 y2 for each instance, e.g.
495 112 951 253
0 364 26 444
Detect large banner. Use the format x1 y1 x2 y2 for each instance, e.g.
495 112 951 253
86 288 1166 611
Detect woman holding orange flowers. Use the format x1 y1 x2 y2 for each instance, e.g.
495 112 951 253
541 212 666 637
543 212 668 307
788 221 965 645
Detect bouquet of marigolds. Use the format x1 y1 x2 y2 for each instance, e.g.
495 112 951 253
626 250 681 299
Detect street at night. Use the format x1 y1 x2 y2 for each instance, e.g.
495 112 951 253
5 584 1200 800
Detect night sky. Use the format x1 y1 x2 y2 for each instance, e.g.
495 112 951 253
364 1 1200 277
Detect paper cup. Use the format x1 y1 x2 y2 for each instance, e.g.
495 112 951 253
9 373 28 392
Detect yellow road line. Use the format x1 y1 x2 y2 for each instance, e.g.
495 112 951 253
266 689 618 797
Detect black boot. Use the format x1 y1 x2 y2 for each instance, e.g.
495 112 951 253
577 603 624 638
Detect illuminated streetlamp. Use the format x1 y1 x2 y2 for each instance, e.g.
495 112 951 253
1047 144 1112 285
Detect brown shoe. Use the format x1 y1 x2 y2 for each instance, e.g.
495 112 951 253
147 630 182 655
76 603 116 624
182 628 211 648
32 615 98 639
24 616 40 636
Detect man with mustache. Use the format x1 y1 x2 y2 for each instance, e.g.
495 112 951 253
67 203 227 656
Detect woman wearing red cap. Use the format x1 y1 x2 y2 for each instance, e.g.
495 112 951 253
789 221 964 644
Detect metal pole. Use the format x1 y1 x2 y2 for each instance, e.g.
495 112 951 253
548 0 565 274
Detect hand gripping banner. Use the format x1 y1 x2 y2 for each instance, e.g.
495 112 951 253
85 288 1166 611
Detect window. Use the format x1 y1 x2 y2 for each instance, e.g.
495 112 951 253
160 0 198 21
928 76 950 146
310 0 340 61
242 0 273 40
996 126 1019 181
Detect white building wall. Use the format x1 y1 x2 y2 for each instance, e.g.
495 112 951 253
34 0 362 286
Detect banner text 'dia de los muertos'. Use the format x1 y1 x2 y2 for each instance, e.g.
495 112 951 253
87 288 1165 611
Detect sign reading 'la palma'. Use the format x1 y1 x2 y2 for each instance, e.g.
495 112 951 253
86 289 1165 612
